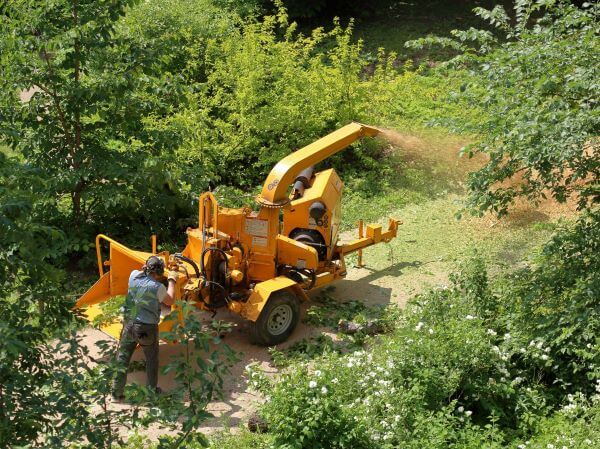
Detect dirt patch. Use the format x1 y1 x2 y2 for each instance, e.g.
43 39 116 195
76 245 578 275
19 87 40 102
77 297 352 437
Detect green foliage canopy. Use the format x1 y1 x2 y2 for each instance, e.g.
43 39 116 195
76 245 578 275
408 1 600 216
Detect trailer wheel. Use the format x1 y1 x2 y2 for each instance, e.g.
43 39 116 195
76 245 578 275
250 291 300 346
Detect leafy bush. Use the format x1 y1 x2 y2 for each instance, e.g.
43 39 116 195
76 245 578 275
247 211 600 448
497 209 600 401
0 153 72 446
516 397 600 449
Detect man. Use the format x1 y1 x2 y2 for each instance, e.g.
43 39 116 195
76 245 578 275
111 255 178 400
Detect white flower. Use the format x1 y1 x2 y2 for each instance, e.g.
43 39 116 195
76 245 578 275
429 328 434 334
314 370 322 377
320 386 328 395
518 445 526 449
465 410 472 417
415 322 424 331
457 406 464 413
504 333 511 339
487 329 497 336
466 315 475 320
541 354 549 361
309 380 317 389
332 378 339 384
547 444 554 449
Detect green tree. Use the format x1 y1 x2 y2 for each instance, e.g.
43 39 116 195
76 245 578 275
408 0 599 216
0 0 195 248
1 0 135 225
0 153 69 446
0 153 233 447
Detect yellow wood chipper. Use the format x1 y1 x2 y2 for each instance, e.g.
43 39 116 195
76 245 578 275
75 122 400 345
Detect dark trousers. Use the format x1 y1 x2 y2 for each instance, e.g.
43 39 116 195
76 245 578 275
112 320 159 397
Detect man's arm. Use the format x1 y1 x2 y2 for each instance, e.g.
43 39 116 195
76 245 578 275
161 270 180 306
162 278 176 306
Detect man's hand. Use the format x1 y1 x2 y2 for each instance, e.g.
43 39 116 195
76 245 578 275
167 270 179 283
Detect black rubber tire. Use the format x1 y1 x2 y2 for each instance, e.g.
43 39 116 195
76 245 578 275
249 291 300 346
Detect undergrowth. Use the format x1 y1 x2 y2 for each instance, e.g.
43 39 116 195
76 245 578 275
238 210 600 449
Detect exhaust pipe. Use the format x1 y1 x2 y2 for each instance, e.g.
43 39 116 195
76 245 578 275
292 166 314 199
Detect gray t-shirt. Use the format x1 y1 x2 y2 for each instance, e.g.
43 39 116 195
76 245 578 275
124 270 167 325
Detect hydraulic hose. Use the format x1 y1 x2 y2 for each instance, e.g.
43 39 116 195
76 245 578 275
173 253 201 278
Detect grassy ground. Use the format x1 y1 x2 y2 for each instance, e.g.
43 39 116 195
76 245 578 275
340 125 575 299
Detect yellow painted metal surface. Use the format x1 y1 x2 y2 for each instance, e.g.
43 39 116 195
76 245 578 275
199 192 219 237
282 168 344 260
75 272 111 308
336 218 401 255
240 276 308 321
258 122 379 206
81 304 123 340
275 235 319 270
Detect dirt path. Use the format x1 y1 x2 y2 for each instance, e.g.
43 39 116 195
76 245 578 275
77 259 410 437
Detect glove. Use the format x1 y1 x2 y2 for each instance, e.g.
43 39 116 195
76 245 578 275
167 270 179 282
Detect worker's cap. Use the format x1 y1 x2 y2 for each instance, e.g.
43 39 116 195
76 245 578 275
145 256 165 275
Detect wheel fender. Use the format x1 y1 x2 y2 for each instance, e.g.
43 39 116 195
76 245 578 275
241 276 307 322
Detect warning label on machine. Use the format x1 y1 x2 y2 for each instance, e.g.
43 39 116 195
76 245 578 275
245 218 268 238
251 236 268 247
